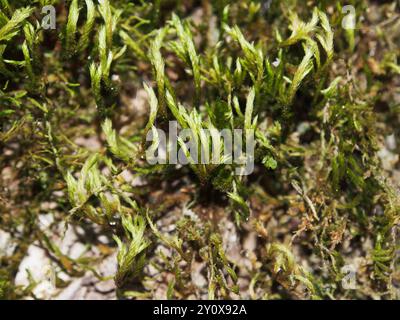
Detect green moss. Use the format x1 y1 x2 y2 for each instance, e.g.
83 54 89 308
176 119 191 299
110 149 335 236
0 0 399 300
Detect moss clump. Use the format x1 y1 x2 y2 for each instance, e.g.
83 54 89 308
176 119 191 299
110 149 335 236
0 0 399 299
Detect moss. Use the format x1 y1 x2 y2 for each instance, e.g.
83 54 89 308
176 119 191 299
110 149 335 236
0 0 399 300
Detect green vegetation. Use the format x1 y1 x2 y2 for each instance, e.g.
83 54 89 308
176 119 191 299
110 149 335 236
0 0 399 300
